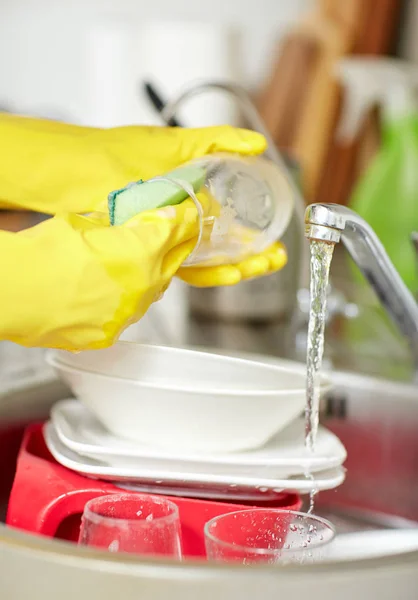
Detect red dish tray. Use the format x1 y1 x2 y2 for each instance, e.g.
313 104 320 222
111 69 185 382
7 424 302 558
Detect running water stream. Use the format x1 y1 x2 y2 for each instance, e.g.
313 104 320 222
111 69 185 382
305 240 335 512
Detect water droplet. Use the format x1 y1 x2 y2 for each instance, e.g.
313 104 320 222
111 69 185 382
258 487 268 493
136 510 142 517
146 514 153 522
108 540 119 552
290 524 297 532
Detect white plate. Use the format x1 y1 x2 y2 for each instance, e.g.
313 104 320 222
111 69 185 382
51 399 346 478
47 343 332 454
44 422 346 498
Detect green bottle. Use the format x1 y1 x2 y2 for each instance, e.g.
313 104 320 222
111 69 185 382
337 58 418 293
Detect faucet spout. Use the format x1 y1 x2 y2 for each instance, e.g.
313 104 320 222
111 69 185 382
305 203 418 370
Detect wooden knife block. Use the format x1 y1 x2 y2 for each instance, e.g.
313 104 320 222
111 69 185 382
257 0 403 205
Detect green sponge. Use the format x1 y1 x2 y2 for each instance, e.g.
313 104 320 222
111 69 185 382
108 165 206 226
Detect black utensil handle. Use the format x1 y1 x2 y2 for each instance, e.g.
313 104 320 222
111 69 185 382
143 82 183 127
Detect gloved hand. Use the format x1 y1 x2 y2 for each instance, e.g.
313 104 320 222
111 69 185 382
1 199 286 351
0 114 288 351
177 242 287 287
0 113 266 214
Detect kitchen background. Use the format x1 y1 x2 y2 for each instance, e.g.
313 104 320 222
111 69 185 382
1 0 417 206
1 0 418 382
0 0 312 125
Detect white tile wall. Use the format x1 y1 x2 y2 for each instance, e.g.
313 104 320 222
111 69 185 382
0 0 313 126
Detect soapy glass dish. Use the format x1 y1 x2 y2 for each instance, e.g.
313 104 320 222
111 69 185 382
150 153 294 268
204 508 335 565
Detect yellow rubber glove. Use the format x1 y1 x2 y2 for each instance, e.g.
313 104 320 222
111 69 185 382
1 201 286 351
0 115 287 351
178 243 287 287
0 113 266 214
0 197 201 351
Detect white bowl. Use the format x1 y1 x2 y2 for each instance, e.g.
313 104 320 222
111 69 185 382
46 343 331 454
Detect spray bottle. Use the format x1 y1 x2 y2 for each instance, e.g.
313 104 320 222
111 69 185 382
335 57 418 292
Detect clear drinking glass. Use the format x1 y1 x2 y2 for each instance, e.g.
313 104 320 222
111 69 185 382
78 493 182 558
204 509 335 565
151 152 294 268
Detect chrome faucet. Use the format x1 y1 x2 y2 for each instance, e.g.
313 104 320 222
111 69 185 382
305 203 418 370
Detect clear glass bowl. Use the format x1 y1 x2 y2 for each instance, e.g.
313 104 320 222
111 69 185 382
204 508 335 565
78 493 182 558
155 152 294 268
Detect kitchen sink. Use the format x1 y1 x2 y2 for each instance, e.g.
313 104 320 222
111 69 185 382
0 349 417 599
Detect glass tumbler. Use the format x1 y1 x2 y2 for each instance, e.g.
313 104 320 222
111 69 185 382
78 493 182 559
204 509 335 565
151 152 294 268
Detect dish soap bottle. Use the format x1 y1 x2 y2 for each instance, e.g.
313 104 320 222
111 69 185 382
336 57 418 292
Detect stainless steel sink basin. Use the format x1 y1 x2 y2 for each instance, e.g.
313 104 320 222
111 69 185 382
318 369 418 529
1 351 417 599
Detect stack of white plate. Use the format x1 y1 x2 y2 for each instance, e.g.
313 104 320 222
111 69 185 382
45 343 347 501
